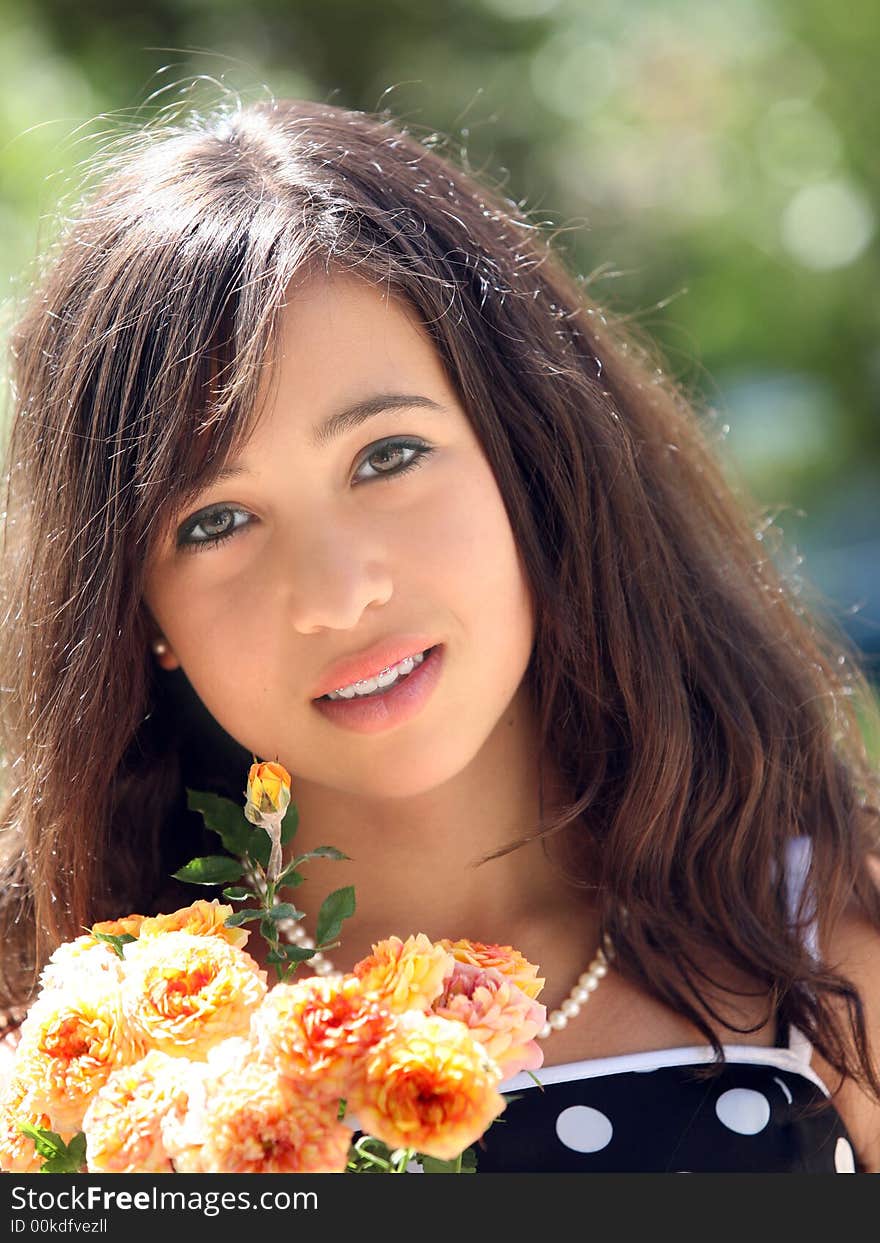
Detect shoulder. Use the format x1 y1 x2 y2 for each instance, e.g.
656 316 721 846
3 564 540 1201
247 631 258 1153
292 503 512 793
809 853 880 1173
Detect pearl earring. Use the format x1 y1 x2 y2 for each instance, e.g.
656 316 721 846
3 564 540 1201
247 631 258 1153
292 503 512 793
151 638 169 657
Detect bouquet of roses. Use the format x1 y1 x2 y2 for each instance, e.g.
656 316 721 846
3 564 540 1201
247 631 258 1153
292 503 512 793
0 761 547 1174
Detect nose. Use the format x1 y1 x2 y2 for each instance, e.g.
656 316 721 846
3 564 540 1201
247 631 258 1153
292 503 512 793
280 524 394 635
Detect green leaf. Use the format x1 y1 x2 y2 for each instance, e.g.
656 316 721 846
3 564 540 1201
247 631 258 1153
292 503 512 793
40 1132 87 1174
337 1098 347 1121
524 1068 546 1091
221 886 253 902
316 885 356 947
171 855 244 886
418 1154 457 1173
18 1123 67 1160
266 903 304 922
280 802 299 844
249 826 271 871
40 1155 80 1173
459 1146 478 1173
18 1125 86 1173
280 944 318 962
223 908 264 928
185 788 252 857
291 846 351 866
417 1144 478 1173
276 863 305 888
65 1132 87 1168
90 931 137 959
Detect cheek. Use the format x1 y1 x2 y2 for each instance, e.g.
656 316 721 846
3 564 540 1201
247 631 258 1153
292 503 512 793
476 509 535 663
417 459 534 653
149 577 269 704
174 604 275 754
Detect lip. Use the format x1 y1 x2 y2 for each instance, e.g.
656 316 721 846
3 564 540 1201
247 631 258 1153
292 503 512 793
309 634 440 700
311 643 444 734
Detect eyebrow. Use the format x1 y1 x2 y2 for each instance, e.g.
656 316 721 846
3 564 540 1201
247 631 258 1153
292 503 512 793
312 392 447 447
212 393 447 482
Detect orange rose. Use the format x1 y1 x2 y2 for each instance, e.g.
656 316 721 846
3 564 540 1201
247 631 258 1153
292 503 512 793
437 938 545 1000
353 934 454 1014
122 930 267 1060
139 900 250 950
252 974 395 1102
245 759 291 818
353 1011 506 1160
91 914 147 941
0 1074 73 1173
12 979 146 1135
82 1050 192 1174
39 935 126 994
165 1061 352 1174
431 961 545 1079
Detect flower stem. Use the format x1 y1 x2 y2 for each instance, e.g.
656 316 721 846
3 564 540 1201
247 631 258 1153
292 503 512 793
393 1147 415 1173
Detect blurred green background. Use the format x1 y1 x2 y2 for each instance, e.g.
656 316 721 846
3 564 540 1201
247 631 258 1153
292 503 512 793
1 0 877 751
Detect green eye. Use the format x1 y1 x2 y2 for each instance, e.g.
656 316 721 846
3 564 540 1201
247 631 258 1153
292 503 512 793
176 437 435 555
177 505 252 554
355 437 434 483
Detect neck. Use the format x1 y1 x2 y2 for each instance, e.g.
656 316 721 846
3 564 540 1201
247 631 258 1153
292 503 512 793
247 681 601 1008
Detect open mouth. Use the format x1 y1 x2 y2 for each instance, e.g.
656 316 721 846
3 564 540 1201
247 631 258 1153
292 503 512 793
317 645 440 701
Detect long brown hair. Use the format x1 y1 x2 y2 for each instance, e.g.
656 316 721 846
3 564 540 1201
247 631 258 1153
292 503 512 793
1 97 879 1097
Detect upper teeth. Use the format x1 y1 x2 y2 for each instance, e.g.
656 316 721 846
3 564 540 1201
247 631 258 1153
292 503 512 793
326 650 428 699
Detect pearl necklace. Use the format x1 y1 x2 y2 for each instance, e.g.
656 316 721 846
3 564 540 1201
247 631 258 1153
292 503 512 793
272 912 614 1042
537 935 613 1040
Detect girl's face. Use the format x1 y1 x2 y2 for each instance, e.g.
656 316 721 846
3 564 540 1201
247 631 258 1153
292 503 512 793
143 272 537 799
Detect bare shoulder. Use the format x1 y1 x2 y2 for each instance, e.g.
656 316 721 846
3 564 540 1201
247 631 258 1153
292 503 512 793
809 852 880 1173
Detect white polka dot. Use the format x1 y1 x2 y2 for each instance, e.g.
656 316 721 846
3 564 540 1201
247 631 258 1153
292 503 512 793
715 1088 771 1135
834 1137 856 1173
555 1105 613 1153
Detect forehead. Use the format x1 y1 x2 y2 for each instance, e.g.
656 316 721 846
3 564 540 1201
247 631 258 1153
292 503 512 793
246 271 454 448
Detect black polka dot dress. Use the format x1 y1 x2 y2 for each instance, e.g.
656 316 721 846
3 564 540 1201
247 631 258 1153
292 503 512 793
470 836 859 1173
470 1039 858 1172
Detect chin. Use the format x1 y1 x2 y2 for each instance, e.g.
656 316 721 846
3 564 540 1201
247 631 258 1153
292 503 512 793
318 735 477 802
346 763 458 802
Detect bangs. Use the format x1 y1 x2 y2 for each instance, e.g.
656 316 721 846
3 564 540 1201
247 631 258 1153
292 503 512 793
125 223 317 559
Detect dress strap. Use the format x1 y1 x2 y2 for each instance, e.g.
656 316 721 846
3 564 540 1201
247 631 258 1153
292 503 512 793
781 835 819 1063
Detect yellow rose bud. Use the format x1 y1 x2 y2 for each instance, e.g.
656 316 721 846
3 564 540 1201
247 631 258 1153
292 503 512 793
245 760 291 820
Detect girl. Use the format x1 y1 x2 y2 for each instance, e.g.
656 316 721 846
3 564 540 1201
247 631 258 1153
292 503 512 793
1 97 878 1173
